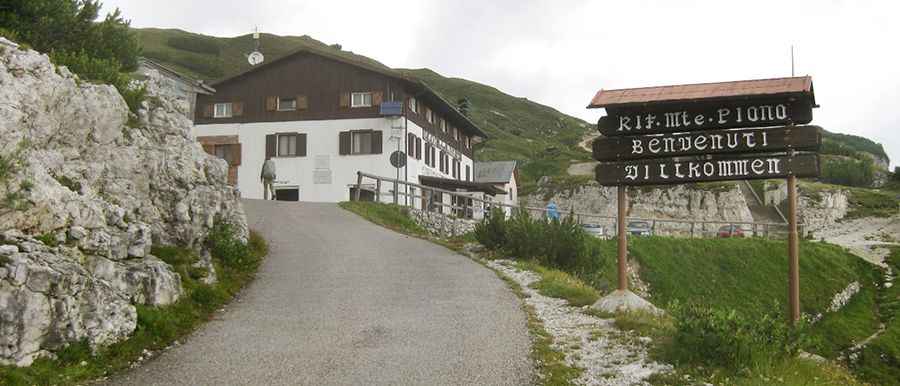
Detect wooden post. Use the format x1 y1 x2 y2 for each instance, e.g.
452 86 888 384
354 172 362 201
787 175 801 323
375 179 382 203
617 185 628 291
690 222 695 238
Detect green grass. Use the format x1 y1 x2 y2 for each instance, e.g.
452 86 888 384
648 356 865 386
850 246 900 384
0 228 268 386
338 201 428 237
515 260 599 307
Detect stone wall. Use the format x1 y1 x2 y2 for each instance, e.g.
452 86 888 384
408 209 477 238
0 38 247 366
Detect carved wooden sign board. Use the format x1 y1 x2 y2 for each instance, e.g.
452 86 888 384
591 84 821 186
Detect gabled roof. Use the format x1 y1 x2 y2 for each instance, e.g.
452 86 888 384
209 45 487 138
475 161 517 184
137 57 215 94
588 76 815 109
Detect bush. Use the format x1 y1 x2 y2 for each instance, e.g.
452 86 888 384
50 50 146 114
474 208 508 250
665 302 807 371
207 221 252 270
166 35 220 55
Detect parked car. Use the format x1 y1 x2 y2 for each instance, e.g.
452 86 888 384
581 223 606 238
626 221 652 236
717 224 745 238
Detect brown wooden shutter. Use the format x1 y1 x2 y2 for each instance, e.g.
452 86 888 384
230 143 242 165
339 131 351 155
232 102 244 117
266 96 277 111
372 91 383 106
297 133 307 157
339 92 350 108
203 104 213 118
416 137 422 160
202 143 215 155
371 130 382 154
265 134 276 158
297 95 308 110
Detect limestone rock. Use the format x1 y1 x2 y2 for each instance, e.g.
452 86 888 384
0 40 247 366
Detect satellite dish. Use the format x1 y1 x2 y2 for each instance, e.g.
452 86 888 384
248 51 264 66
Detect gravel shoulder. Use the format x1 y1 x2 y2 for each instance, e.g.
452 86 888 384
813 215 900 266
106 200 531 386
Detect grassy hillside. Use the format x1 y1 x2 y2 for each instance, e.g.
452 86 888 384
133 28 592 189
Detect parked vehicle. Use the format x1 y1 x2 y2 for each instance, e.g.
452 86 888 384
626 221 652 236
581 223 606 238
717 224 745 238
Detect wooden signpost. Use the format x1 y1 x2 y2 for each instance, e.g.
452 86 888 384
588 77 820 323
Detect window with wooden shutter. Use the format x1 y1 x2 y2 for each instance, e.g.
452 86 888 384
339 131 351 155
231 143 242 165
265 134 276 159
232 102 244 117
266 96 277 111
415 137 422 160
407 133 414 157
297 95 308 110
371 130 382 154
372 91 383 106
297 133 307 156
203 104 214 118
466 165 470 181
339 93 350 108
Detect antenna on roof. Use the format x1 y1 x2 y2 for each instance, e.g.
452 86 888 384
247 26 264 66
790 45 795 77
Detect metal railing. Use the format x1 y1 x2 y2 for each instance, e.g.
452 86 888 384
352 172 795 239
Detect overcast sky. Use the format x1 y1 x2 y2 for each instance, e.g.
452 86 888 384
102 0 900 167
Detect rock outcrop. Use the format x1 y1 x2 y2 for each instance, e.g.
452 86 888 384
0 38 247 366
523 181 753 236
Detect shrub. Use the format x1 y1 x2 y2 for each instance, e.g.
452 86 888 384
207 221 252 270
665 301 807 371
50 50 146 113
504 208 547 261
541 213 587 270
474 208 508 250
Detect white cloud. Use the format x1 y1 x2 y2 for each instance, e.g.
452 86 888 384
103 0 900 166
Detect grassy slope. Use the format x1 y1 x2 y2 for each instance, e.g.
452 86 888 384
133 28 592 190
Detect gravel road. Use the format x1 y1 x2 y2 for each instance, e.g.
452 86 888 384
106 200 531 386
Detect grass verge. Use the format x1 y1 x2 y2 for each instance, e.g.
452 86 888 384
515 260 599 307
0 224 268 386
338 201 429 237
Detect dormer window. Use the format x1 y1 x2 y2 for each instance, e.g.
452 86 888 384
408 97 418 113
351 92 373 107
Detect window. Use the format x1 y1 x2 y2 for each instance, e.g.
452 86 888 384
277 97 296 111
466 165 471 181
408 97 418 113
352 131 373 154
278 134 297 157
465 135 471 148
452 126 459 141
426 108 433 123
213 144 236 165
214 103 232 118
440 119 446 132
351 92 372 107
407 133 415 157
415 137 422 159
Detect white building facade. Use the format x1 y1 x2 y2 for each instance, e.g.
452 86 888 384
191 47 491 205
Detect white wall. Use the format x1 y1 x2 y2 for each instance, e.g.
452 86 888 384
194 117 477 203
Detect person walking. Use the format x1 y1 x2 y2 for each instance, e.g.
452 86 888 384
260 156 276 200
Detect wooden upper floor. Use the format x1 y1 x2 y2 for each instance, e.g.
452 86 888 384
194 48 484 158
